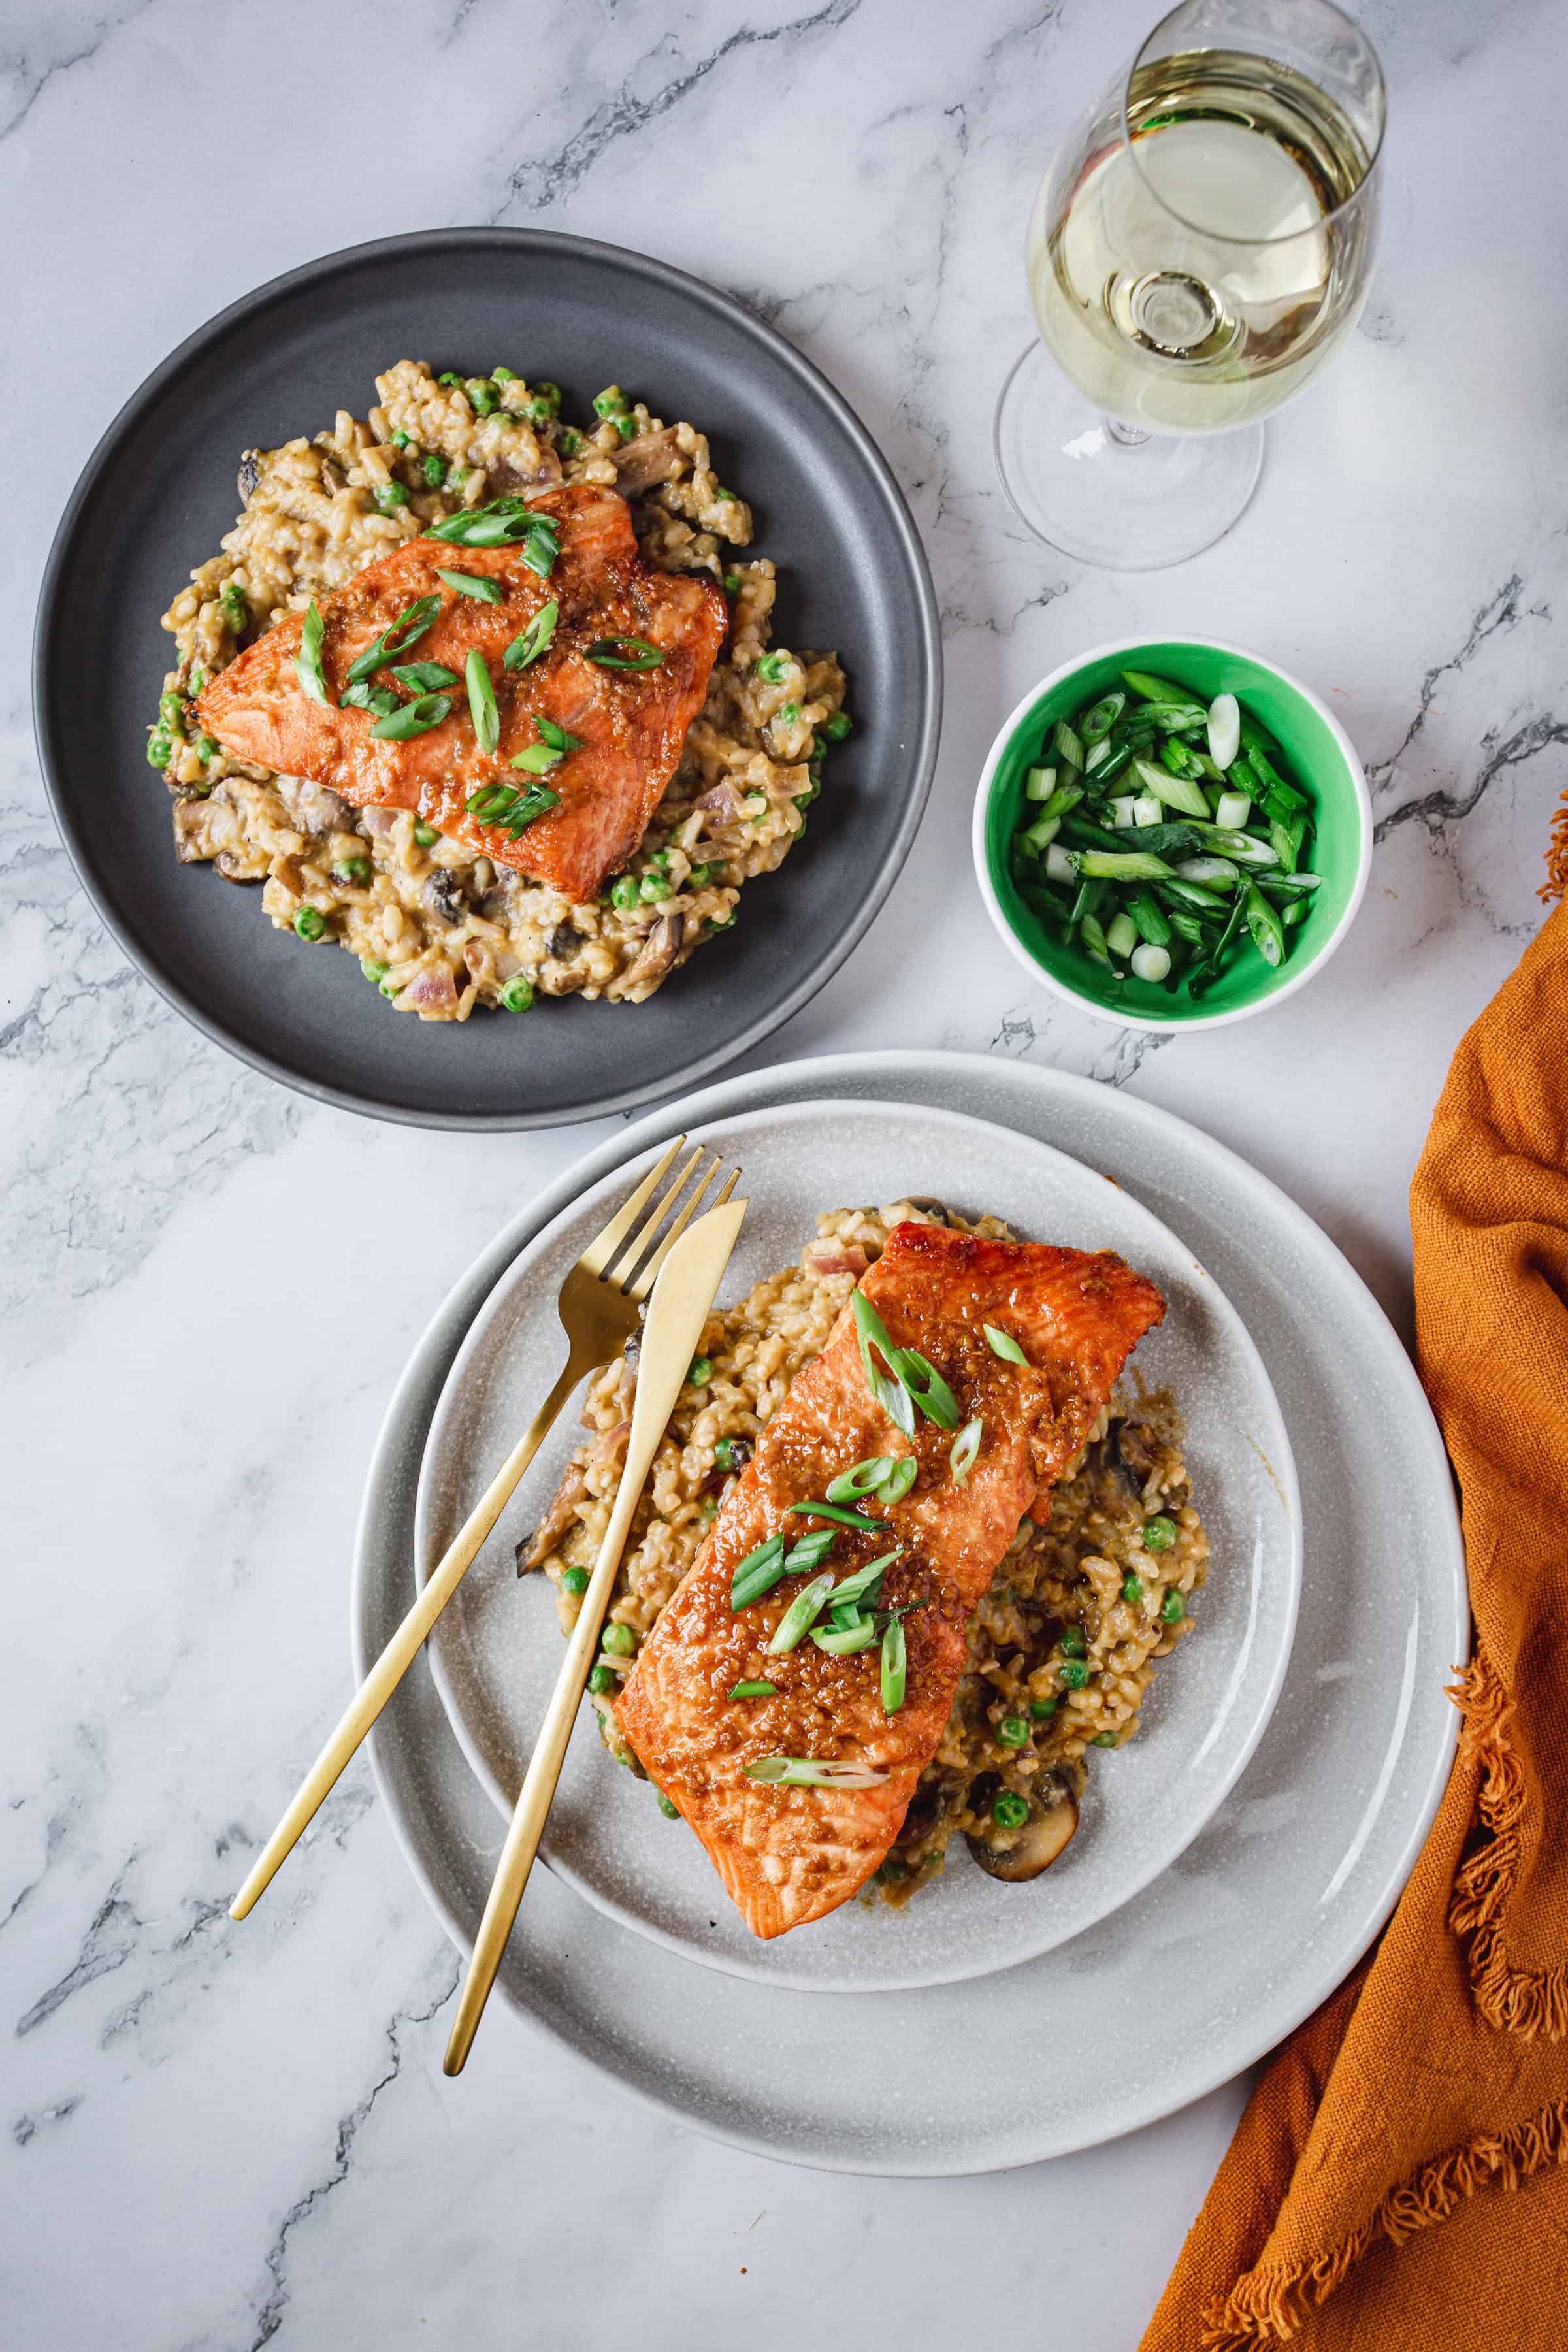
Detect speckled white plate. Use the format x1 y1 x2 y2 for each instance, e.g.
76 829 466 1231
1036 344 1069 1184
356 1053 1466 2170
414 1099 1300 1993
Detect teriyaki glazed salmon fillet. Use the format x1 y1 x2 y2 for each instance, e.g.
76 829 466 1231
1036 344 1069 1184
197 483 727 904
615 1221 1165 1938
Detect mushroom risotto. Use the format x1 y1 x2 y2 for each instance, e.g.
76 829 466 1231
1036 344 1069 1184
150 363 847 1019
522 1200 1209 1901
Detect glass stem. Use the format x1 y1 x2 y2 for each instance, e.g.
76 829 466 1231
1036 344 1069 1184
1103 418 1151 449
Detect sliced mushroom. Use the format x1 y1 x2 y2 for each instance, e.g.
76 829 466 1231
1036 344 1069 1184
546 921 581 961
422 868 469 926
965 1786 1079 1882
517 1465 589 1573
237 451 262 501
272 772 355 838
621 911 685 994
611 423 683 496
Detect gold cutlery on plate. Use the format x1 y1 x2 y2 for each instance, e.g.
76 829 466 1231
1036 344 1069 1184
444 1192 748 2074
230 1134 736 1923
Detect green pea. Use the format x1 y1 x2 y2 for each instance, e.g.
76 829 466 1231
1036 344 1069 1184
334 858 372 885
992 1792 1030 1829
708 911 738 932
587 1662 617 1695
220 583 247 630
376 483 408 514
146 732 172 768
593 386 629 418
1029 1697 1058 1720
687 864 711 888
159 689 186 728
557 427 582 457
640 873 672 903
391 428 412 448
756 653 788 683
656 1791 679 1818
195 736 219 762
293 906 327 941
1092 1730 1119 1748
532 380 561 410
525 397 554 423
1059 1625 1086 1658
699 1499 719 1521
687 1356 713 1388
1143 1515 1177 1552
560 1567 589 1594
1160 1590 1186 1625
776 702 800 727
499 975 535 1013
713 1437 743 1467
649 850 670 872
1059 1659 1090 1690
422 453 448 488
601 1622 636 1657
359 958 389 983
614 414 639 442
378 975 399 998
723 571 742 593
412 820 440 846
823 710 851 741
996 1715 1030 1749
715 487 736 503
610 874 641 911
438 372 463 387
466 377 499 415
188 667 205 692
1122 1573 1143 1606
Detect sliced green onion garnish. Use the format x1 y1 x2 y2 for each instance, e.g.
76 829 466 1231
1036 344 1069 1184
811 1615 878 1656
534 713 584 755
1245 882 1286 968
983 1324 1030 1367
1207 693 1241 767
389 661 460 692
825 1456 895 1504
1075 849 1177 883
730 1680 777 1699
766 1571 841 1654
345 593 441 683
1133 757 1209 821
878 1456 918 1506
880 1614 907 1714
743 1756 889 1789
826 1549 902 1615
887 1345 961 1430
730 1532 787 1610
465 649 500 753
785 1500 891 1533
850 1290 915 1438
369 692 451 742
949 1417 982 1487
464 780 559 838
293 600 329 704
585 635 665 670
340 680 400 717
436 567 504 604
504 599 559 672
783 1527 836 1575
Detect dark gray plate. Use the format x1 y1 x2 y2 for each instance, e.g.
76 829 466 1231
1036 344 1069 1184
34 230 940 1129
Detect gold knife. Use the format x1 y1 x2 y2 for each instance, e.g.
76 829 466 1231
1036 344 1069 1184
443 1194 748 2074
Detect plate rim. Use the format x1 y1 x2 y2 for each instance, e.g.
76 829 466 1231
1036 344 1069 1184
352 1048 1467 2172
412 1090 1303 1991
32 225 943 1131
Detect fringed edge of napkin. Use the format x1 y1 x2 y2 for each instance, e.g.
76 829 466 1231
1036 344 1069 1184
1541 789 1568 903
1448 1653 1568 2037
1197 2098 1568 2349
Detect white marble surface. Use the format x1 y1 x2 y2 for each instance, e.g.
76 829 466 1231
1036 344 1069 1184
3 1 1563 2344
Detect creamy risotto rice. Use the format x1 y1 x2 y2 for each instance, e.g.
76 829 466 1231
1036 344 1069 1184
150 362 847 1019
523 1201 1209 1899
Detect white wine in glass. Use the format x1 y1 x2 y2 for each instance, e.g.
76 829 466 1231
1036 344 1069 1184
995 0 1385 570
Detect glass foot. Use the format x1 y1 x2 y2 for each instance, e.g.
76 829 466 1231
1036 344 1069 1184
994 342 1265 571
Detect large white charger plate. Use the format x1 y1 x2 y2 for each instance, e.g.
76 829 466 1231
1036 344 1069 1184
414 1099 1301 1993
354 1051 1466 2174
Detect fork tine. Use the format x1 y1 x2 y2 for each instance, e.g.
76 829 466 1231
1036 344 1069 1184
576 1135 686 1279
616 1153 719 1297
627 1164 740 1301
599 1143 710 1286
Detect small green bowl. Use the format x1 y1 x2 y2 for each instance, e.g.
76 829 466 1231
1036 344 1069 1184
973 637 1371 1032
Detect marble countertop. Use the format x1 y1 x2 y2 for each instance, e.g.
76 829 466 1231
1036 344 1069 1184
4 0 1562 2344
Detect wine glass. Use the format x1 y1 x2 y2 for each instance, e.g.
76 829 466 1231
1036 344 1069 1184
994 0 1386 571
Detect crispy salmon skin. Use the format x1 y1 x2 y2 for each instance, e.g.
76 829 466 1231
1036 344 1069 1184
615 1222 1165 1938
196 483 727 904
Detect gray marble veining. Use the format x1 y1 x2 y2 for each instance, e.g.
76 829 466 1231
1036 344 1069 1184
3 0 1563 2345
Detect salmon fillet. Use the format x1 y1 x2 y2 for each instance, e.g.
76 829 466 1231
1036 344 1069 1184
195 483 727 904
615 1222 1165 1939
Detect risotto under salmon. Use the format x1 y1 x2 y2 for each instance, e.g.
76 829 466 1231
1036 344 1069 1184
522 1200 1209 1901
150 363 847 1019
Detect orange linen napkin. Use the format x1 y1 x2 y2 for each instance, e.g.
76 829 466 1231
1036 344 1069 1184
1142 888 1568 2351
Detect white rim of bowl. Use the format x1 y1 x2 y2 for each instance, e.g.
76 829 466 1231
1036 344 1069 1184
971 636 1374 1035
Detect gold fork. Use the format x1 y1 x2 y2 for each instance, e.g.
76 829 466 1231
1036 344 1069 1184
229 1135 735 1923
